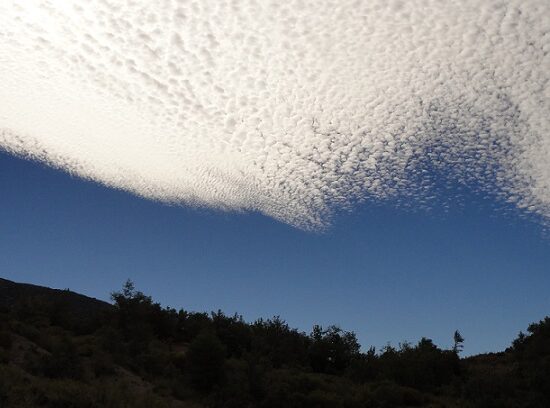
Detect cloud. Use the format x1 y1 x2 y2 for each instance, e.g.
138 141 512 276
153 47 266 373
0 0 548 229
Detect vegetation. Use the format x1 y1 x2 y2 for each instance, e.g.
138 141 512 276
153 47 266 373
0 277 548 407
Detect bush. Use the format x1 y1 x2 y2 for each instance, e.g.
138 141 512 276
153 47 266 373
185 330 226 392
38 337 83 380
361 382 428 407
0 329 12 350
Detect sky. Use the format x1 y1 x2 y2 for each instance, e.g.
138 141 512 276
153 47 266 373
1 150 549 356
0 1 549 356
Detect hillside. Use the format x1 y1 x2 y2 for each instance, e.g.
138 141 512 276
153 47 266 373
0 278 110 314
0 277 548 407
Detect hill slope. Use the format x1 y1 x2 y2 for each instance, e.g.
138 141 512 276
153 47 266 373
0 277 548 407
0 277 110 313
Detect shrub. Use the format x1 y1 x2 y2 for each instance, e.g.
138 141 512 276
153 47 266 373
185 330 226 392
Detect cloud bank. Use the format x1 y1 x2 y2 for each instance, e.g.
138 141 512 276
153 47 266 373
1 0 549 228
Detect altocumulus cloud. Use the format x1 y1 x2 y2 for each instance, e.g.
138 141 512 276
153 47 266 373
0 0 549 229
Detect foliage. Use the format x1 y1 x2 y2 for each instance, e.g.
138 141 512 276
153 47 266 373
186 330 226 392
0 279 549 407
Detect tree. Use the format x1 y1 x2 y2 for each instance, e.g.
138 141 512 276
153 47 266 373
453 330 464 354
186 330 226 392
308 325 360 374
111 279 152 304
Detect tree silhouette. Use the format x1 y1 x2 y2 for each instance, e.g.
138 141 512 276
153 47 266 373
453 330 465 354
186 330 226 392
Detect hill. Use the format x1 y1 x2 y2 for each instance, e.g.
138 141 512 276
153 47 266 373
0 277 548 407
0 277 110 314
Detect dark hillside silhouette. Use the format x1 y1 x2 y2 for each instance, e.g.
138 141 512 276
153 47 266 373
0 277 548 407
0 277 110 313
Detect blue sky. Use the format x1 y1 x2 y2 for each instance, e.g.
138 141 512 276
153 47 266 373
1 150 549 356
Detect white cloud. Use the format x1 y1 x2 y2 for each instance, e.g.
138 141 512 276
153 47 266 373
0 0 548 229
